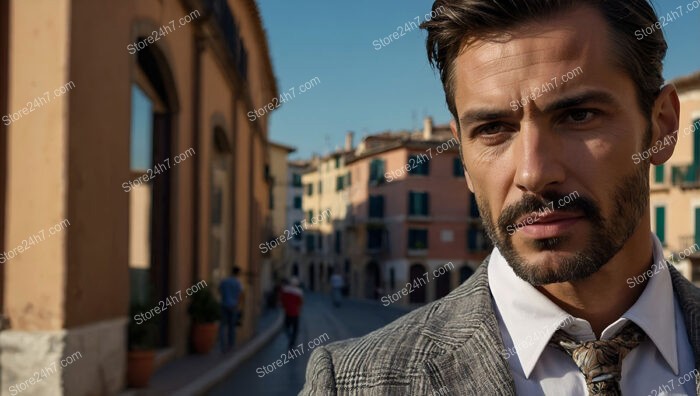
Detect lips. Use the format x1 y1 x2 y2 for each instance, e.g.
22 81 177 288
515 211 582 225
515 211 585 239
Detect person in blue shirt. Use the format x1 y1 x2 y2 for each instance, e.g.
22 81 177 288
219 266 244 353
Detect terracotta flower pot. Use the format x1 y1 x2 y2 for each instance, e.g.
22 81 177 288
192 322 219 354
127 349 155 388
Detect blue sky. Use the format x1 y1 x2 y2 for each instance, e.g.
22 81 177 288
257 0 700 160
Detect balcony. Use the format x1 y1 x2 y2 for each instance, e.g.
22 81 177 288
671 164 700 189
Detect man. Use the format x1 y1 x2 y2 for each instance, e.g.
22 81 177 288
281 277 304 350
330 271 344 308
219 266 244 353
302 1 699 395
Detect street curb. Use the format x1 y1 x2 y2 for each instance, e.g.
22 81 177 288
173 310 284 396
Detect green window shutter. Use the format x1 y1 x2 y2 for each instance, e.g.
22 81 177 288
695 207 700 247
654 165 665 183
655 206 666 244
694 119 700 169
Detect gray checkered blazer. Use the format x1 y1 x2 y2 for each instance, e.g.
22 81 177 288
300 257 700 395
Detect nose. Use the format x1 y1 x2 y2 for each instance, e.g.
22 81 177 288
513 121 565 194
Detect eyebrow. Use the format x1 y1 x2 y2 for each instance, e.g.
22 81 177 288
458 90 618 128
541 90 618 113
459 109 513 127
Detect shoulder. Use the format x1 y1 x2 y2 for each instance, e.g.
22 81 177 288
306 259 494 390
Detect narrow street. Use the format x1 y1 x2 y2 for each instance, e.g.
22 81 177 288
208 293 410 396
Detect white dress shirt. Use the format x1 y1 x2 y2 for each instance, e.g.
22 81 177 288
489 233 697 395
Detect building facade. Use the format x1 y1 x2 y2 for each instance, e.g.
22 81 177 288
295 120 490 306
650 71 700 285
345 118 491 305
0 0 277 393
284 160 311 283
262 141 296 304
299 134 354 293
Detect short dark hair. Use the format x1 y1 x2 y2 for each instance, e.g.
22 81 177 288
232 266 241 276
421 0 667 122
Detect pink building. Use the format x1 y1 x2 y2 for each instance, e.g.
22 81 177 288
345 118 491 305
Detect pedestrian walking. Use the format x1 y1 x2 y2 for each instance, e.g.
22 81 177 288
280 277 303 350
219 266 244 353
330 271 344 307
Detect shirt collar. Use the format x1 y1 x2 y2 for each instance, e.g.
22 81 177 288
488 233 679 378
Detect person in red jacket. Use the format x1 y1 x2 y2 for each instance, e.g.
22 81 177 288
280 277 304 349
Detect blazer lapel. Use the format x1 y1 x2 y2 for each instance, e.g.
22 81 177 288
669 266 700 395
421 258 516 395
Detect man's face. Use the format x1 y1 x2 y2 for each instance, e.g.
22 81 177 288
452 6 652 285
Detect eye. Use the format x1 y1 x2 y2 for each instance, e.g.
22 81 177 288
475 122 511 136
564 109 597 124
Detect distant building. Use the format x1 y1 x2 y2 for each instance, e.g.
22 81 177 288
262 141 296 303
345 117 491 304
284 160 311 284
650 71 700 285
0 0 277 393
297 119 490 305
299 133 354 293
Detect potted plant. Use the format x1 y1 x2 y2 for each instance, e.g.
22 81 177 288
127 303 158 388
187 287 221 354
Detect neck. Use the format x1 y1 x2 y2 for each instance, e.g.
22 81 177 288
537 227 654 338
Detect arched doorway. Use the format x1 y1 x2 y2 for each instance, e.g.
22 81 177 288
460 265 475 283
409 264 427 303
435 269 451 299
364 261 380 299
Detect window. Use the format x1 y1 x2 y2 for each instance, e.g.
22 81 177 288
468 227 492 251
336 175 345 191
655 206 666 244
454 157 464 177
130 85 153 171
293 196 302 209
469 194 480 218
654 165 665 183
318 234 323 250
293 221 303 240
308 210 314 222
346 172 352 186
318 181 323 194
369 195 385 218
306 234 315 252
335 156 341 169
335 230 342 254
369 159 385 185
408 192 429 216
408 154 429 176
292 173 302 187
467 227 479 250
306 183 313 196
408 229 428 250
211 188 222 225
268 186 274 210
695 207 700 247
367 228 383 250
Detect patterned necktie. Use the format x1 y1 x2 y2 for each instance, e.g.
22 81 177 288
548 321 646 396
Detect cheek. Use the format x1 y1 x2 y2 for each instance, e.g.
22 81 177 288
465 157 512 217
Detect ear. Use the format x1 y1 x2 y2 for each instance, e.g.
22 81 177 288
450 120 475 192
649 84 680 166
